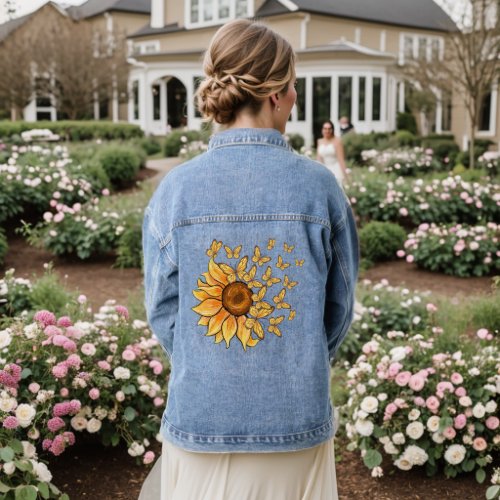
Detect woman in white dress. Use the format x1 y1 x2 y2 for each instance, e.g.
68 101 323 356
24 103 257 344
316 120 349 185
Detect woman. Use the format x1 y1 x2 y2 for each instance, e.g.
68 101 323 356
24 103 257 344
141 19 358 500
317 120 349 185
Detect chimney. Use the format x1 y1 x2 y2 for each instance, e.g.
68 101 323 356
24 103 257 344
151 0 164 28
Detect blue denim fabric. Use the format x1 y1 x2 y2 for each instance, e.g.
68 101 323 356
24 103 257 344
143 128 359 453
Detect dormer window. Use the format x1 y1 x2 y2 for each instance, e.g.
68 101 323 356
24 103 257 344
187 0 253 27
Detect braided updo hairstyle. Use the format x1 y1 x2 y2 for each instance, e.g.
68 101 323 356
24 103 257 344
196 19 295 125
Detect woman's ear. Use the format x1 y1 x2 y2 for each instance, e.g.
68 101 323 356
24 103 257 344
270 93 280 109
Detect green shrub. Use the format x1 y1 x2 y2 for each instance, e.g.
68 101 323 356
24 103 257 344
393 130 418 147
286 133 305 151
396 112 417 135
471 292 500 333
115 214 143 269
359 221 407 262
29 266 75 316
81 159 111 192
0 120 143 141
96 145 142 188
421 137 459 162
136 136 162 156
343 132 390 164
0 228 7 267
164 130 208 157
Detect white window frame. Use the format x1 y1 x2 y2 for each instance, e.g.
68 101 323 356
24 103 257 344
133 40 161 55
185 0 254 29
477 81 498 136
399 32 444 65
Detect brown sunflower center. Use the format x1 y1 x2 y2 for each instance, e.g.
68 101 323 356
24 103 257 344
222 281 253 316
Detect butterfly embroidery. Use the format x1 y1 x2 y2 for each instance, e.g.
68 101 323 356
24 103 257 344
206 239 222 258
283 275 298 289
268 316 285 336
283 243 295 253
262 266 281 287
224 245 242 259
276 255 290 270
295 259 305 267
288 310 296 321
252 246 271 266
273 288 291 309
267 239 276 250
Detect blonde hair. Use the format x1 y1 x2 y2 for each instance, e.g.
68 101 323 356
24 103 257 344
196 19 295 125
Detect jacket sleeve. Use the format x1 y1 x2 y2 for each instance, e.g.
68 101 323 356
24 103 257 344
324 202 359 363
142 207 179 360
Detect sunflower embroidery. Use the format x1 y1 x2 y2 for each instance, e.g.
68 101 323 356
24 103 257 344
192 240 304 351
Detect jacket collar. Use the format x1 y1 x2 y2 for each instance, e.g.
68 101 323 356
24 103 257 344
208 128 293 151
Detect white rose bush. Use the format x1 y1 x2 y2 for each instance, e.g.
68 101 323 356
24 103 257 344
0 298 168 498
344 326 499 485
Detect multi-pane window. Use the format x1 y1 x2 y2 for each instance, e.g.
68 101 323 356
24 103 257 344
358 77 366 121
152 84 161 120
312 77 331 140
372 77 382 121
402 34 443 63
478 91 492 131
189 0 250 25
295 78 306 121
441 90 452 132
132 81 139 120
338 77 352 120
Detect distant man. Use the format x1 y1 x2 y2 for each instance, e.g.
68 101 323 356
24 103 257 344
339 116 355 136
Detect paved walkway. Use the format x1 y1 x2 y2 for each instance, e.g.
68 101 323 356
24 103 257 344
146 157 183 186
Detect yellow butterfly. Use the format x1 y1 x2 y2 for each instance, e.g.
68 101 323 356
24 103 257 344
276 255 290 270
224 245 242 259
267 239 276 250
245 317 265 339
283 243 295 253
206 239 222 257
283 275 298 289
288 310 296 321
252 246 271 266
249 304 274 319
295 259 305 267
273 288 291 309
242 264 257 283
251 286 267 303
268 316 285 336
262 266 281 287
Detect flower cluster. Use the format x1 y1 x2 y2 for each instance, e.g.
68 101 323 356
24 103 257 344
399 222 499 277
344 328 499 482
477 151 499 177
361 147 444 176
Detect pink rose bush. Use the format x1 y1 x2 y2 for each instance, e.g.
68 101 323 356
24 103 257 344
344 327 499 483
0 301 168 497
399 222 499 277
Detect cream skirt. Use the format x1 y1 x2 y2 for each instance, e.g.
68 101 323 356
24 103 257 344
139 438 339 500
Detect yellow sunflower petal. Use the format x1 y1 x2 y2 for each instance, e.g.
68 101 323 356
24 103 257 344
222 315 238 348
193 289 211 301
207 308 230 336
203 272 219 287
198 316 210 326
247 336 260 347
192 298 222 317
214 332 224 343
236 315 251 350
209 259 229 286
202 285 223 298
219 263 235 275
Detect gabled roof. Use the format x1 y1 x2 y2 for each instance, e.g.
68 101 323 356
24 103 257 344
299 39 396 58
67 0 150 20
256 0 458 32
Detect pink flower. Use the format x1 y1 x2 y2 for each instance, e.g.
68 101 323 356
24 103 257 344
57 316 73 328
89 388 100 400
49 435 66 456
454 414 467 430
102 188 110 196
426 396 440 413
63 340 77 352
414 397 426 407
409 375 425 392
437 381 454 397
115 305 129 320
65 326 83 339
53 212 64 223
476 328 489 340
34 310 56 328
153 397 164 407
81 343 96 356
388 362 402 378
396 250 405 258
450 373 463 385
42 439 52 451
395 371 412 387
472 437 487 452
53 402 71 417
65 354 81 368
28 382 40 394
399 207 409 217
60 388 69 397
53 334 70 347
63 432 75 446
455 387 467 397
485 416 499 430
97 360 111 371
44 325 62 337
143 451 155 465
406 255 415 263
68 400 81 414
47 417 65 433
443 426 456 439
2 416 19 429
426 303 438 313
52 364 68 379
122 349 136 361
149 360 163 375
77 295 87 304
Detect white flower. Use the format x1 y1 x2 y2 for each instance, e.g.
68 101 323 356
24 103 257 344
356 384 367 395
28 428 40 440
469 368 480 376
3 462 15 475
433 432 445 444
0 396 17 412
406 422 424 440
113 367 131 380
379 436 390 445
427 416 440 432
389 346 407 362
408 409 421 421
360 396 379 414
377 393 388 401
354 419 374 437
115 391 125 402
15 404 36 428
0 329 12 349
444 444 466 465
392 433 406 445
463 435 473 445
128 442 145 457
70 416 88 431
459 396 472 407
31 461 52 482
86 418 102 434
384 442 399 454
371 466 383 478
485 401 497 413
22 441 37 459
404 445 428 466
395 457 413 471
472 403 486 419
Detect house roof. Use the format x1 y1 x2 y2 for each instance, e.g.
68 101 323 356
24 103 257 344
67 0 150 20
256 0 458 32
298 39 395 58
128 22 184 38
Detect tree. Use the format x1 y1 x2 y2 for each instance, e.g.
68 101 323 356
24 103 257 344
402 0 500 168
5 0 17 20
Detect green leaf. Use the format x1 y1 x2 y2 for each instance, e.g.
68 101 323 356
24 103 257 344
9 440 23 454
60 494 70 500
124 406 136 422
14 485 37 500
14 460 33 472
0 447 14 462
111 434 120 447
476 468 486 484
37 483 50 499
363 449 383 469
20 368 32 379
123 384 137 395
0 481 11 493
486 486 500 500
462 459 475 472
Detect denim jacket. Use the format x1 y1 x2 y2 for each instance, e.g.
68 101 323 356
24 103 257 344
143 128 359 453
